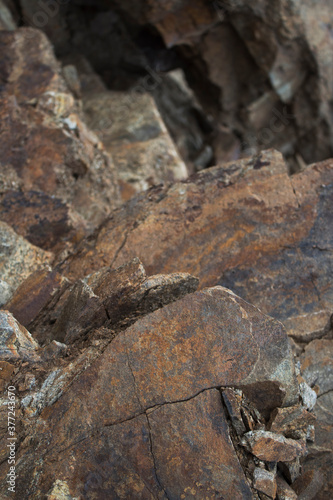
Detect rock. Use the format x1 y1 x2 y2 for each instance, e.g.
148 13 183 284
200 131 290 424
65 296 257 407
276 476 298 500
292 470 324 500
0 360 15 391
32 258 199 345
0 221 53 301
82 90 188 201
4 268 65 328
2 285 300 498
300 339 333 396
0 190 87 252
222 388 247 436
241 430 307 462
62 150 333 339
0 28 120 231
0 311 40 362
0 279 12 307
253 467 277 499
268 405 316 441
278 458 301 484
299 379 318 411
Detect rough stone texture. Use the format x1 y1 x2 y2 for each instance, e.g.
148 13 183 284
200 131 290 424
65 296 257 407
0 28 120 231
0 221 53 301
276 476 298 500
0 311 40 362
62 149 333 334
300 339 333 396
82 89 188 201
110 0 333 165
292 470 324 500
268 405 316 440
253 468 277 499
241 430 307 462
0 284 300 498
0 190 87 252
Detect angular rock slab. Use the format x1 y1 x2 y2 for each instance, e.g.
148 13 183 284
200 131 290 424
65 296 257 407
10 286 298 497
62 151 333 334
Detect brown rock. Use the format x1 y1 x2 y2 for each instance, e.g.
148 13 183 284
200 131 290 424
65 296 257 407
276 476 298 500
0 221 53 301
82 90 188 201
5 268 65 327
300 339 333 396
292 469 324 500
268 405 316 440
253 467 277 499
0 190 87 252
62 151 333 337
0 28 120 230
241 430 307 462
2 286 299 497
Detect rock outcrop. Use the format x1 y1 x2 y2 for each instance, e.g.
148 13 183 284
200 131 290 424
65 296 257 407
1 3 333 498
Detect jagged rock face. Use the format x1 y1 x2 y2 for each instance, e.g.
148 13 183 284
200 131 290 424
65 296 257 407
62 149 333 337
110 0 333 165
0 276 303 499
0 28 120 234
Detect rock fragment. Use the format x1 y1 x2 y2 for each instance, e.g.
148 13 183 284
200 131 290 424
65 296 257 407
276 476 298 500
241 430 307 462
253 467 277 499
268 405 316 440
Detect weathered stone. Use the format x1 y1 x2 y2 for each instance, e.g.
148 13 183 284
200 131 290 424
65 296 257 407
4 268 65 328
278 458 301 484
62 151 333 337
222 388 247 436
82 90 188 201
0 279 12 307
146 389 253 499
0 285 300 497
0 28 120 230
299 378 317 411
0 190 87 252
0 360 15 391
241 431 307 462
0 311 40 362
292 470 324 500
276 476 298 500
253 468 277 499
0 221 53 300
300 339 333 396
268 405 316 441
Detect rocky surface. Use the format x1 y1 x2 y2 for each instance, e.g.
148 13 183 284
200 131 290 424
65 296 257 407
0 3 333 498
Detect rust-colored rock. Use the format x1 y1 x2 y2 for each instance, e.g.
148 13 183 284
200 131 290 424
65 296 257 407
0 285 299 498
253 467 277 499
268 405 316 441
0 311 40 362
62 150 333 335
241 430 307 462
0 28 120 231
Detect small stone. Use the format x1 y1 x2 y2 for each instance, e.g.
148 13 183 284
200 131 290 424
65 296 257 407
299 379 317 411
253 468 277 498
41 341 68 362
268 405 316 440
276 475 297 500
0 279 12 307
241 430 307 462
